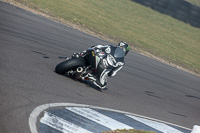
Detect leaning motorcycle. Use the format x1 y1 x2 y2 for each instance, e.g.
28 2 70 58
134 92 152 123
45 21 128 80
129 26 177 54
55 46 124 89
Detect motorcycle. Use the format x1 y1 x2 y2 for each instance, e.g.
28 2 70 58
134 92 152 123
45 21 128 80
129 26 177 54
55 46 125 89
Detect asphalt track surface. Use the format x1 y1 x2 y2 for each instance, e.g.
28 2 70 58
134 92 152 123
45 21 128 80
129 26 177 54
0 1 200 133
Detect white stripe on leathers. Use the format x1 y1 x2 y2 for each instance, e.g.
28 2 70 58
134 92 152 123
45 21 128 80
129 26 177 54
66 107 133 130
40 111 93 133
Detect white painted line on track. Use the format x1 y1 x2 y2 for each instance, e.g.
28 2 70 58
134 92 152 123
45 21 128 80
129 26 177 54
191 125 200 133
67 107 133 130
40 111 93 133
126 114 184 133
29 103 191 133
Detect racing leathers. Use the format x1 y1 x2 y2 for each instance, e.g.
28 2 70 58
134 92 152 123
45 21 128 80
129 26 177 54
75 44 125 89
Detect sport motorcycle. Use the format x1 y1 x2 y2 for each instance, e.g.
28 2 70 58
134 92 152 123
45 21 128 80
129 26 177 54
55 46 124 89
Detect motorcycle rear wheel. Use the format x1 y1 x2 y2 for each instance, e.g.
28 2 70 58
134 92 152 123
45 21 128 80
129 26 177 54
55 58 85 75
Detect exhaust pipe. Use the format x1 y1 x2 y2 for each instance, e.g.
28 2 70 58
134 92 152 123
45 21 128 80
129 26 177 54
75 67 83 79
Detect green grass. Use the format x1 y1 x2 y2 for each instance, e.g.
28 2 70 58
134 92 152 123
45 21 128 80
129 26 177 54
14 0 200 74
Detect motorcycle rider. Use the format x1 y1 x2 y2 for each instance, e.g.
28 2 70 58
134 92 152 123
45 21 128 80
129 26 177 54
73 41 129 89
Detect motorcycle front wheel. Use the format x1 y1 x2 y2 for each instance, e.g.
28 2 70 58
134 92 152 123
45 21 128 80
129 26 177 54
55 58 85 75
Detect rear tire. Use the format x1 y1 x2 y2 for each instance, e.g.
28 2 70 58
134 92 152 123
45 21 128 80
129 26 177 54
55 58 85 75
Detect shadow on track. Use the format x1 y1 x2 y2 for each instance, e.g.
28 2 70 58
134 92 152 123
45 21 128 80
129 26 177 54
55 72 108 92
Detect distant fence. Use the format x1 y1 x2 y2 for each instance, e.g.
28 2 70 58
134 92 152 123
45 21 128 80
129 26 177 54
132 0 200 28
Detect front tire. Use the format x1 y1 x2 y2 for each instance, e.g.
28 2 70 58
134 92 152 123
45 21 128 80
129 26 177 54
55 58 85 75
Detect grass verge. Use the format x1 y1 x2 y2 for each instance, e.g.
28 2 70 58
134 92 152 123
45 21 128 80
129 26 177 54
2 0 200 75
